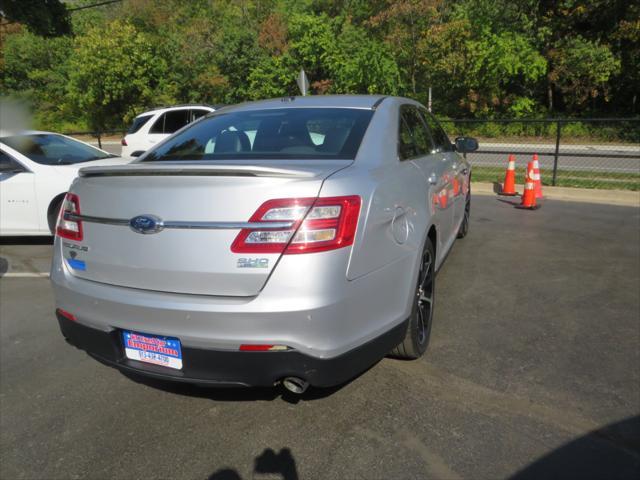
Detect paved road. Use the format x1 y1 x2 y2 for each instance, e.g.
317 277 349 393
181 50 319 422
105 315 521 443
95 141 640 174
1 195 639 479
466 145 640 174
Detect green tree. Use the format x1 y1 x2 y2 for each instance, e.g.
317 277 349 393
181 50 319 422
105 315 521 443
548 36 620 110
464 29 547 116
326 17 400 94
67 20 173 131
0 0 71 37
1 30 75 128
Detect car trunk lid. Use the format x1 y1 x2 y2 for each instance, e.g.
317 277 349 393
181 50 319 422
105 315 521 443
63 161 350 296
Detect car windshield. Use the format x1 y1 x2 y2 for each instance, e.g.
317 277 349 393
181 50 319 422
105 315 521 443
142 108 374 162
0 134 113 165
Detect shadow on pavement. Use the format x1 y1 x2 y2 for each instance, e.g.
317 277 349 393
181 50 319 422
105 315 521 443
208 448 299 480
0 236 53 245
510 415 640 480
120 370 346 404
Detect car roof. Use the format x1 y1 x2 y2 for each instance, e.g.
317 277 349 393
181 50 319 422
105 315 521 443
225 95 389 112
0 130 61 138
135 104 219 117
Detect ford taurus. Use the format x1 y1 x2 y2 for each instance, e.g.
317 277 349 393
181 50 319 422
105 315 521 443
50 95 477 394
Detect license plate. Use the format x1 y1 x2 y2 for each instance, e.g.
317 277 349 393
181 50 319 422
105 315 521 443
122 330 183 370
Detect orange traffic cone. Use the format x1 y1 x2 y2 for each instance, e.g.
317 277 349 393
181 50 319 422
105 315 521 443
499 154 518 196
439 188 448 209
531 154 544 199
516 170 540 210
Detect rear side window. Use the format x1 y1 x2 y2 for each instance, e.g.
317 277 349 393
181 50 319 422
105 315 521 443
398 116 417 160
421 110 453 152
142 108 374 161
0 150 24 172
127 114 153 134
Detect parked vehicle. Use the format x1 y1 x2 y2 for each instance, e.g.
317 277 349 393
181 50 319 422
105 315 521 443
51 95 477 393
0 131 128 236
121 104 222 158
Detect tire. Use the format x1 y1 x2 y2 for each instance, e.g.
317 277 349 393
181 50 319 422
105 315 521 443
457 194 470 239
390 238 435 359
47 197 63 234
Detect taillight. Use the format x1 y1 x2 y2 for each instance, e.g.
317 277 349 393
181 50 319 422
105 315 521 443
231 196 361 255
239 344 290 351
56 193 83 241
56 308 77 322
121 137 128 146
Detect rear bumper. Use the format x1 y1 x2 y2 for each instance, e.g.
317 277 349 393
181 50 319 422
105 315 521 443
57 312 407 387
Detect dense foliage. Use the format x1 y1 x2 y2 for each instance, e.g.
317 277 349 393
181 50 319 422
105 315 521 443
1 0 638 131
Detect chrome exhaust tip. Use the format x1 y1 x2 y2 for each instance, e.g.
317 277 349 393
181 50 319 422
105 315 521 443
282 377 309 395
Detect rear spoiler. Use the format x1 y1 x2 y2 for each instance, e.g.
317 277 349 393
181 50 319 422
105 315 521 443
79 163 320 179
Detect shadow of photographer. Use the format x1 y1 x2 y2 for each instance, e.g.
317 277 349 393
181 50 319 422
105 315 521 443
208 448 298 480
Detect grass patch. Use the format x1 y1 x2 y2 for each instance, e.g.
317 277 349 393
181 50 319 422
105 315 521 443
472 166 640 191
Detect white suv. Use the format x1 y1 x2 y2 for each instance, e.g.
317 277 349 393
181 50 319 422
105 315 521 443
121 105 220 158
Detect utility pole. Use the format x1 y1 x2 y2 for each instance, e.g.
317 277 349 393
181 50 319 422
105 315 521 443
428 87 432 112
297 69 310 96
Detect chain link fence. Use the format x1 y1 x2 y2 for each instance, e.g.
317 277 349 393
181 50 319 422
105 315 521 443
439 118 640 191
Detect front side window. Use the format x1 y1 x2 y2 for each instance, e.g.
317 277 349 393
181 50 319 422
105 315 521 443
142 108 374 162
0 134 112 165
150 109 204 134
163 110 190 133
190 109 210 121
398 105 435 160
421 110 453 152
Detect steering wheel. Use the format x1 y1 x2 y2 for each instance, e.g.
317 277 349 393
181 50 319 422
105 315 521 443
55 154 75 164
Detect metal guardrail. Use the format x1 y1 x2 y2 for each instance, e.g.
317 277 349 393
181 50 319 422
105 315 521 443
439 118 640 190
65 117 640 190
63 129 124 149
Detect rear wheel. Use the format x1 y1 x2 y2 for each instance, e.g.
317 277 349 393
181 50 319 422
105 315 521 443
390 238 435 359
457 195 470 239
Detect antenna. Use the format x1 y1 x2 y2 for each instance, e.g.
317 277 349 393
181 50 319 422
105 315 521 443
297 69 310 96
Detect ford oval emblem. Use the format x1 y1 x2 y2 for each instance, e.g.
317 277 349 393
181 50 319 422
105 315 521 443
129 214 164 234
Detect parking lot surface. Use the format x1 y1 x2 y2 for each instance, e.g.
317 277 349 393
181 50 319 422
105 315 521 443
1 195 639 479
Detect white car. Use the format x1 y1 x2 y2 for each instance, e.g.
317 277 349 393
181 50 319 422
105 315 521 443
121 105 221 158
0 131 128 236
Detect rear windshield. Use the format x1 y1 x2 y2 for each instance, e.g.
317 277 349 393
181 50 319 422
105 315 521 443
127 114 154 134
141 108 374 162
0 134 113 165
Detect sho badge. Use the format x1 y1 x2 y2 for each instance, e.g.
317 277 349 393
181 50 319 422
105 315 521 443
63 242 89 252
237 258 269 269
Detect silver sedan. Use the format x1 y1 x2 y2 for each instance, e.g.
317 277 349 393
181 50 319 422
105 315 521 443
51 95 477 394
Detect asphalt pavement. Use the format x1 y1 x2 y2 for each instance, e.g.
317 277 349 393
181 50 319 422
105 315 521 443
1 195 639 479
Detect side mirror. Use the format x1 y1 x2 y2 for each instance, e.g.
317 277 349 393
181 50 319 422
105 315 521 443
454 137 479 153
130 150 145 158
